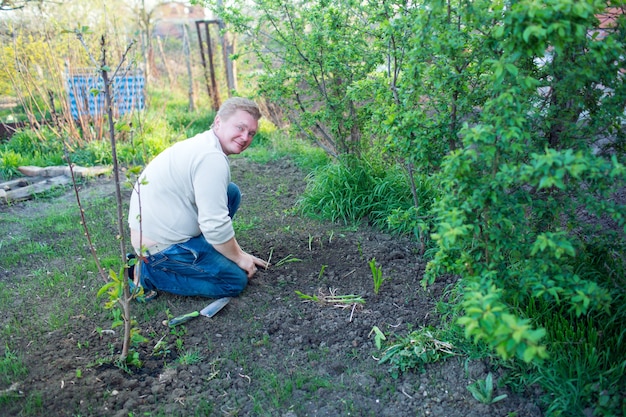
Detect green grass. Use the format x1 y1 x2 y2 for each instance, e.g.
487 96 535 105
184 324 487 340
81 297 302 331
249 367 334 415
0 347 28 385
296 155 422 233
176 349 204 366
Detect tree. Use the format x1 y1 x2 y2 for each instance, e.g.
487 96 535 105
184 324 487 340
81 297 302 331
209 0 380 157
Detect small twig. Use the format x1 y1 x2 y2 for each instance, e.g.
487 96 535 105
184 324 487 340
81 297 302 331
266 247 274 267
342 269 356 278
349 303 357 322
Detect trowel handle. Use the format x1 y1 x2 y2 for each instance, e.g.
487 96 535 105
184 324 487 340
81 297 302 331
168 311 199 327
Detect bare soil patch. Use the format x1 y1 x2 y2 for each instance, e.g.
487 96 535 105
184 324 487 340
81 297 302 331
1 157 543 416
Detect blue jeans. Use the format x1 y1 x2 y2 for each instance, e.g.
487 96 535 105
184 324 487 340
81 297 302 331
138 183 247 298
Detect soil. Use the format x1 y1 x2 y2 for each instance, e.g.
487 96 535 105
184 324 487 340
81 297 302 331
1 157 543 417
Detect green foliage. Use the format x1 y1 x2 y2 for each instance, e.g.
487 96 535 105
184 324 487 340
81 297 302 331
378 326 457 379
369 326 386 350
297 156 415 229
97 265 148 360
0 346 28 385
456 282 547 363
177 349 204 366
467 373 508 405
368 257 386 295
0 149 24 179
211 0 380 156
243 129 330 172
515 297 626 415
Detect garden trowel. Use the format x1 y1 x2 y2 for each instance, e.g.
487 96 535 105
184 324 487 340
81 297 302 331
167 297 231 327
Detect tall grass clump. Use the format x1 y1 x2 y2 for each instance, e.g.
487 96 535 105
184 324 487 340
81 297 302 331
297 155 428 233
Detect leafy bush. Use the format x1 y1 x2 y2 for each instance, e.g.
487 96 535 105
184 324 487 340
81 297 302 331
0 150 24 180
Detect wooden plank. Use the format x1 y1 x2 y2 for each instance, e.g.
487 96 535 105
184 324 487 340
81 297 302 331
18 165 111 178
1 176 71 203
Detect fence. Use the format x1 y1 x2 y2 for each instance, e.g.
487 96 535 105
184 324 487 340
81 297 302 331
66 69 145 119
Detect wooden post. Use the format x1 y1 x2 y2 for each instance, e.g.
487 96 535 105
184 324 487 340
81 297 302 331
203 22 221 110
195 20 221 111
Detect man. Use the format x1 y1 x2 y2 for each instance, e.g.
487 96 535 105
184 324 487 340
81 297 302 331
127 97 269 300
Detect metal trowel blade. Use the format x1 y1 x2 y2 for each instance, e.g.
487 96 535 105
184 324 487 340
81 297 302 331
199 297 232 318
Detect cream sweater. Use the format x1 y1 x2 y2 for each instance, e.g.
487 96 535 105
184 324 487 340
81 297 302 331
128 129 234 252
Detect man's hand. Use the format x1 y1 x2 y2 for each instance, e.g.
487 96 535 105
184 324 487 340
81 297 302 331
244 254 270 278
213 237 270 278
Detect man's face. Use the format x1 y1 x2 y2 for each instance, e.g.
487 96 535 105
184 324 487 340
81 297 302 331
213 109 259 155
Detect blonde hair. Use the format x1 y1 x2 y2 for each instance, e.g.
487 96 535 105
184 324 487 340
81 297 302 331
216 97 261 121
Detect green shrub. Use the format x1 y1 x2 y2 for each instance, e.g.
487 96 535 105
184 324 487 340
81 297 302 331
0 150 24 180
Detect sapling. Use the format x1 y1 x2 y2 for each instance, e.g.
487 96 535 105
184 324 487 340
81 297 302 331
68 29 145 363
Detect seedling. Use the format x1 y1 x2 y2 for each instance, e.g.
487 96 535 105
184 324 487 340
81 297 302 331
369 326 387 349
467 373 508 404
318 264 327 279
368 257 386 294
275 254 302 267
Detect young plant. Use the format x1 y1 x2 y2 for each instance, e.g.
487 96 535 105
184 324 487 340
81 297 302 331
368 257 386 295
467 373 508 404
274 254 302 267
369 326 387 349
318 264 327 279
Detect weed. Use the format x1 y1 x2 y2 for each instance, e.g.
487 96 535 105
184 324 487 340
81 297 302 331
296 288 365 322
0 346 28 385
467 373 508 404
295 288 365 306
177 349 203 366
378 327 457 378
152 336 170 357
274 254 302 267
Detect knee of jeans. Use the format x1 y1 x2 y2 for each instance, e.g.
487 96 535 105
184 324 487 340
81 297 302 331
231 271 248 294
